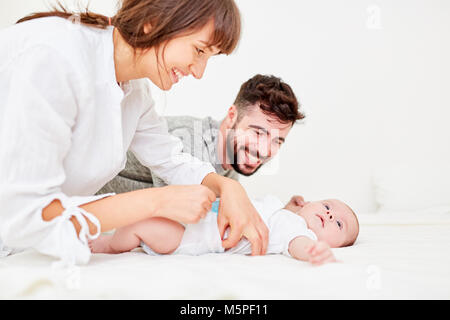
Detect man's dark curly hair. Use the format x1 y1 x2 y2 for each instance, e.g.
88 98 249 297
233 74 304 125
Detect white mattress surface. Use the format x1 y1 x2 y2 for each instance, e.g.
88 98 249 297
1 212 450 299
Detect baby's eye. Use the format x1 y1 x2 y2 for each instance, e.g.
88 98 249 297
196 48 205 55
337 221 343 229
324 204 330 210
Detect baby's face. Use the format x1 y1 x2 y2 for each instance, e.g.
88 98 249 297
285 198 359 248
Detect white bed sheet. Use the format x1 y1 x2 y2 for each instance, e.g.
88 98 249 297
1 211 450 300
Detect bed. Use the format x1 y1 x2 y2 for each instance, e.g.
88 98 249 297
1 209 449 300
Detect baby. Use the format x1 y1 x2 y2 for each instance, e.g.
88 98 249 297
89 194 359 265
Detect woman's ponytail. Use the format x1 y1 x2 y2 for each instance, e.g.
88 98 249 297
17 0 240 55
17 2 112 29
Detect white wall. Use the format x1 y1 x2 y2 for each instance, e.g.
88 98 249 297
1 0 449 214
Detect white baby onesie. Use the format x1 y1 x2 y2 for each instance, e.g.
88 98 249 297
141 195 317 257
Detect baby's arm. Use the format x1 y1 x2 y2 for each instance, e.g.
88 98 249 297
89 217 184 254
288 236 336 265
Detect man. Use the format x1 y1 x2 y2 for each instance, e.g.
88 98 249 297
97 74 304 194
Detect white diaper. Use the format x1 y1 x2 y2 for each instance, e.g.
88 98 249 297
141 211 224 256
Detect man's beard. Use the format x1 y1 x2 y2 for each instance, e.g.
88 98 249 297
225 127 263 177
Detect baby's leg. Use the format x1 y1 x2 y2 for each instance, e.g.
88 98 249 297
89 217 185 254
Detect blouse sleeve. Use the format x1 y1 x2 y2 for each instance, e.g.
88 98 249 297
129 83 215 186
0 45 112 265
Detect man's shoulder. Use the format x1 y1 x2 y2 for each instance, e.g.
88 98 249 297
165 115 220 133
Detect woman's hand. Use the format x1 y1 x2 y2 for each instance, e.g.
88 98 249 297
154 185 216 225
201 173 269 255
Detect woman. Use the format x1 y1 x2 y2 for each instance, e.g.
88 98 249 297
0 0 268 264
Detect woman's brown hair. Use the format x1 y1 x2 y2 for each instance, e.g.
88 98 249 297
17 0 241 55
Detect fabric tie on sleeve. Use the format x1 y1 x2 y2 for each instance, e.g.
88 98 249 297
60 206 101 246
48 204 101 268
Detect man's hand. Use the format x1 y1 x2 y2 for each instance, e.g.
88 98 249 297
201 173 269 255
217 181 269 255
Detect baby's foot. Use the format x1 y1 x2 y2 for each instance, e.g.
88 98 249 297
88 235 115 254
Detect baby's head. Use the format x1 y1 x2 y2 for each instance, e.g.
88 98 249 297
284 196 359 248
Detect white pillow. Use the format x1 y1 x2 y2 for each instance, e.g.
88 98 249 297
373 159 450 213
0 237 13 258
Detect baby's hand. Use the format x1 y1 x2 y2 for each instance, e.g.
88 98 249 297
306 241 336 266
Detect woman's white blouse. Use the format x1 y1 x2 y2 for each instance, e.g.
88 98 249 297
0 18 215 264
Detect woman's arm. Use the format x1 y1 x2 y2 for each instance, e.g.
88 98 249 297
43 185 216 236
42 188 161 235
201 173 269 255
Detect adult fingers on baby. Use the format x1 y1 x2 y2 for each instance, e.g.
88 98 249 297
245 229 263 256
203 190 215 209
221 226 242 250
206 188 216 203
254 217 268 255
260 227 268 255
202 202 212 216
217 215 229 240
197 187 214 211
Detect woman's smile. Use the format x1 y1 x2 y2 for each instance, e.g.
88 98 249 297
171 67 186 84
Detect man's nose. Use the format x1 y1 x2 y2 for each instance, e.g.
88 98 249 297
255 138 273 160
